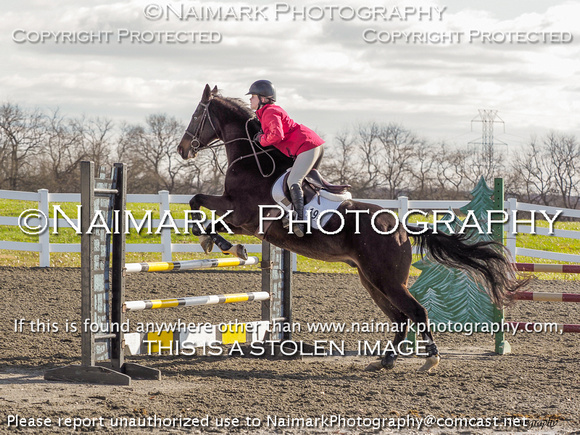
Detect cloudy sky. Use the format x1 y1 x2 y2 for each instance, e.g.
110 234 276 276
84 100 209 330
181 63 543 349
2 0 579 149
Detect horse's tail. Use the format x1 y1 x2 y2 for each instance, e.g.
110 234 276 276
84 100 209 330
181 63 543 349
412 229 527 307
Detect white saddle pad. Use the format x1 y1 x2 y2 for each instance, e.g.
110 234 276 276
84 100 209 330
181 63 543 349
271 170 352 230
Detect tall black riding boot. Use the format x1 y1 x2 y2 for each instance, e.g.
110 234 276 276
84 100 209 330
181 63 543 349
289 183 306 237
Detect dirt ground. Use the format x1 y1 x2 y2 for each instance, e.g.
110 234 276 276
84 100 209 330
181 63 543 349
1 267 579 434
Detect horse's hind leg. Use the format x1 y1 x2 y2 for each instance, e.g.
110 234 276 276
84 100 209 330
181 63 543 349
359 270 440 372
358 274 410 371
387 285 440 372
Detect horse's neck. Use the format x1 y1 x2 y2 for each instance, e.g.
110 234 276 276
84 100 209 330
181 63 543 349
222 124 291 183
212 103 291 178
222 122 254 163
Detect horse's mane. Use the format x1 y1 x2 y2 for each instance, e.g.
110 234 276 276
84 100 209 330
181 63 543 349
213 93 254 120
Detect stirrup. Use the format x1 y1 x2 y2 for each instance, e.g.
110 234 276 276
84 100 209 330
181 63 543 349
292 220 305 238
285 211 305 236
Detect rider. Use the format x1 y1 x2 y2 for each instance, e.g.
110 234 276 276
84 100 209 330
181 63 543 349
247 79 324 237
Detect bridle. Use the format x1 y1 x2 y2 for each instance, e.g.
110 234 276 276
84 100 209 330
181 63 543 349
183 98 276 177
183 100 223 153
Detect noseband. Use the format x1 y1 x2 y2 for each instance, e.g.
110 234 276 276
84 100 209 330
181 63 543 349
183 100 223 154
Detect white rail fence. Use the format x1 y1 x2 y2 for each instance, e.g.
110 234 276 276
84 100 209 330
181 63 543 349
1 189 579 267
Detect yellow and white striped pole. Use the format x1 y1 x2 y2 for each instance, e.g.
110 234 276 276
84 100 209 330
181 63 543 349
124 291 270 312
125 256 259 273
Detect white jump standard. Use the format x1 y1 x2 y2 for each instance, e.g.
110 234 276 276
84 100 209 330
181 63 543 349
44 161 292 385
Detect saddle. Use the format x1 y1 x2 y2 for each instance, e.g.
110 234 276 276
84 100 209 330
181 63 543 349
281 169 351 206
265 168 351 235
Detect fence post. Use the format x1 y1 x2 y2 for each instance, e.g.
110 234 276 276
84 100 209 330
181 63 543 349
38 189 50 267
493 178 511 355
506 197 518 259
398 196 409 219
159 190 171 262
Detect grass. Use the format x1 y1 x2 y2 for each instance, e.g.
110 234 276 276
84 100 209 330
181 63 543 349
1 198 579 279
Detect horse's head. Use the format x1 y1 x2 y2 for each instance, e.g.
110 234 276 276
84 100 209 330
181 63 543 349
177 84 220 160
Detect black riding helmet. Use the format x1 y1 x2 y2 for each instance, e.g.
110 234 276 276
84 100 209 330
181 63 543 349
246 80 276 101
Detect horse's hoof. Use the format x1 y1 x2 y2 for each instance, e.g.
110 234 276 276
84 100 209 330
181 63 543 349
381 354 397 370
364 360 384 372
224 244 248 260
418 355 440 372
199 235 214 254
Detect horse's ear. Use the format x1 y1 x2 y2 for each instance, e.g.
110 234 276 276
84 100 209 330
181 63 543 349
211 86 218 95
202 84 212 101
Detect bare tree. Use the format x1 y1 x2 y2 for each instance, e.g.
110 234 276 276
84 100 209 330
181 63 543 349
434 143 466 197
354 122 382 196
2 99 575 209
76 116 115 169
373 123 419 197
321 123 435 199
546 132 580 208
0 103 44 190
511 137 554 205
409 141 437 198
319 129 360 187
32 109 86 191
117 114 186 193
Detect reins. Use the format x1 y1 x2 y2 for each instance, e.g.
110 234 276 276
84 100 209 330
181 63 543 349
184 99 276 178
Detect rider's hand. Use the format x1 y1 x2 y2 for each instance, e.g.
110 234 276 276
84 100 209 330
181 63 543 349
253 132 263 144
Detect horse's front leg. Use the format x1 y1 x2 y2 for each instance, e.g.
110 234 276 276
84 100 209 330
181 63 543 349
189 194 248 259
197 222 250 260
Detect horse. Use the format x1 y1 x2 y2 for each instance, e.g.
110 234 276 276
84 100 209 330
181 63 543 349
177 84 526 372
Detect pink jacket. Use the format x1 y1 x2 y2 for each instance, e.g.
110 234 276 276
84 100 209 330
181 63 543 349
256 104 324 158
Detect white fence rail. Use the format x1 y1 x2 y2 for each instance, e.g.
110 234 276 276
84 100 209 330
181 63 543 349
1 189 579 267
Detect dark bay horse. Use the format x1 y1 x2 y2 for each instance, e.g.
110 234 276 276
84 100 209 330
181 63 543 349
177 84 525 372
